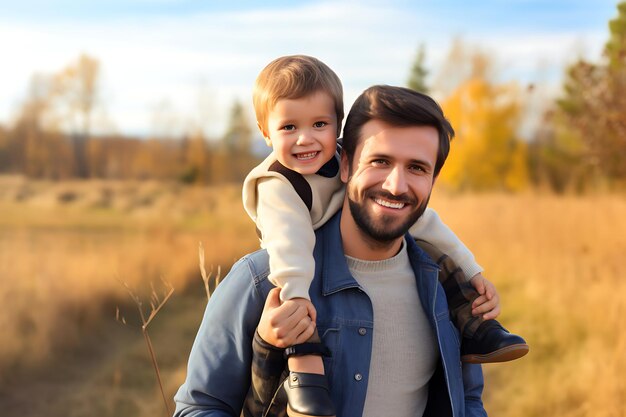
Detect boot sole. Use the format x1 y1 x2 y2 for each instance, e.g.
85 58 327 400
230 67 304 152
462 343 529 364
287 405 336 417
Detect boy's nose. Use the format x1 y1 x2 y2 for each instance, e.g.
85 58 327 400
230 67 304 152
296 130 314 145
382 166 408 195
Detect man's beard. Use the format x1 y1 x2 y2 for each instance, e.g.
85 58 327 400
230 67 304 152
347 188 430 243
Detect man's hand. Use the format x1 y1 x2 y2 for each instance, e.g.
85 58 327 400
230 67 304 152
257 288 317 348
469 273 501 320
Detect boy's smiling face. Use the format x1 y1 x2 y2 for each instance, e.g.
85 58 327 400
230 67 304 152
263 91 338 175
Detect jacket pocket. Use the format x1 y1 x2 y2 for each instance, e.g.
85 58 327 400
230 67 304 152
318 323 341 382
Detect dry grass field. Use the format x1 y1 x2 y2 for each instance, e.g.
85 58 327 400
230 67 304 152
0 175 624 416
428 191 626 417
0 176 259 379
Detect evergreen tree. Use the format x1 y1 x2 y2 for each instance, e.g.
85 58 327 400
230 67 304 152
407 44 429 94
606 2 626 71
221 100 254 182
223 101 252 154
550 1 626 188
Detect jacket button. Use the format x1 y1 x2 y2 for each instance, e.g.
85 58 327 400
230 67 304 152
354 373 363 381
358 328 367 336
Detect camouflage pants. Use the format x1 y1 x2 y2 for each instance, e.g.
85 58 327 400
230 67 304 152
415 239 484 338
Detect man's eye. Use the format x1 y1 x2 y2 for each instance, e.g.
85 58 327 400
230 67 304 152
313 121 328 128
372 159 388 166
282 125 296 131
409 165 425 172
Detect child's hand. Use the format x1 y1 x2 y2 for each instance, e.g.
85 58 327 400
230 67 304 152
469 273 501 320
257 288 317 348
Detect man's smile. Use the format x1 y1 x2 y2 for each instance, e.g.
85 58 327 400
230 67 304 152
367 190 416 212
373 197 406 209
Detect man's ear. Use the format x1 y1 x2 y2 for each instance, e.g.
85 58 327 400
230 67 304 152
257 121 272 147
340 151 350 183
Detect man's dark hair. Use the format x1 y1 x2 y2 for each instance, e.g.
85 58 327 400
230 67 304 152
341 85 454 177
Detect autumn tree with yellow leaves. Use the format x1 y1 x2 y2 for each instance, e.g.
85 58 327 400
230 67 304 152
436 45 529 192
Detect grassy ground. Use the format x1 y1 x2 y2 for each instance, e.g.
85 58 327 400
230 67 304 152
1 176 624 416
0 177 258 383
429 191 626 417
2 286 206 417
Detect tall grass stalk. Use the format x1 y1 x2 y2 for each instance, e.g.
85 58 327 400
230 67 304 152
199 242 221 301
118 278 174 417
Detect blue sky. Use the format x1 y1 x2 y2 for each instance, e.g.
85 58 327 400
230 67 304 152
0 0 620 137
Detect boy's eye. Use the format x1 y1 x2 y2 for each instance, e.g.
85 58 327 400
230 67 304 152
313 121 328 128
281 124 296 131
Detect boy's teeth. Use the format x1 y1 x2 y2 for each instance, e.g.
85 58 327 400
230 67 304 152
296 152 317 160
375 198 405 209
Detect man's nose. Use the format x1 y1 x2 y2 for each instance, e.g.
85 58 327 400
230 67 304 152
382 166 408 195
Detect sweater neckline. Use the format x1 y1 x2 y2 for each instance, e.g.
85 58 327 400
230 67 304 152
344 240 407 273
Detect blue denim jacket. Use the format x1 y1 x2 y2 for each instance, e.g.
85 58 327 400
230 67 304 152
173 211 487 417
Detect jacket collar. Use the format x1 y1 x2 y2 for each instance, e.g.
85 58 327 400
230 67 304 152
406 236 441 323
318 211 361 296
317 210 440 297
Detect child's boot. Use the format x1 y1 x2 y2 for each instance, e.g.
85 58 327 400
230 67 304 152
460 320 529 364
414 239 529 364
283 334 335 417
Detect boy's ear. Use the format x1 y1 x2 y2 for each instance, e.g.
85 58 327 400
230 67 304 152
257 121 272 147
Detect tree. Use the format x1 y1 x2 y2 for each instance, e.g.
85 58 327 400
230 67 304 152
0 124 10 173
547 1 626 189
52 53 101 178
407 44 429 93
528 108 588 192
11 74 73 178
180 131 211 184
605 2 626 71
222 101 252 153
13 74 51 176
438 48 529 191
3 54 102 179
220 100 254 182
532 60 601 192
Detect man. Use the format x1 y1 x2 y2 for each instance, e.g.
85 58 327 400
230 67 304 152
173 85 488 417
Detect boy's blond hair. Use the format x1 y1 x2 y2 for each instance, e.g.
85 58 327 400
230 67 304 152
253 55 344 137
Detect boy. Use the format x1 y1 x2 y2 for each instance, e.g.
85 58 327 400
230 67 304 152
243 55 527 417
